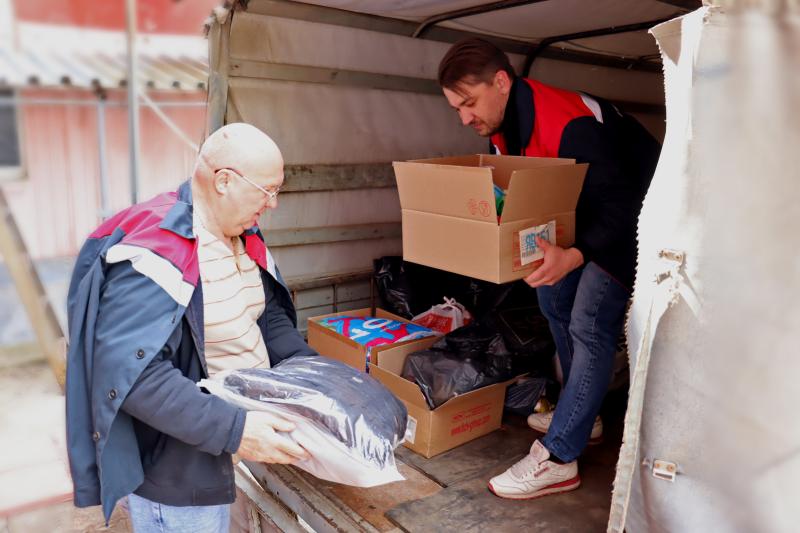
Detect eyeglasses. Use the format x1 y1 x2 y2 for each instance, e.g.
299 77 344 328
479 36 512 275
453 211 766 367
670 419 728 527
219 168 281 201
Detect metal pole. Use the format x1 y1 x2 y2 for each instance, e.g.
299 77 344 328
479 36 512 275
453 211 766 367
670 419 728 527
139 91 199 152
412 0 548 39
522 16 675 77
96 97 111 220
125 0 141 204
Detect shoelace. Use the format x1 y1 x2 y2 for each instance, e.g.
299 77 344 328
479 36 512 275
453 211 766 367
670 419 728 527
509 452 543 478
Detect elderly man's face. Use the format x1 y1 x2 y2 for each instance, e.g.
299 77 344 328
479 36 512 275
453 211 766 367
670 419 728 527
442 71 510 137
216 164 283 237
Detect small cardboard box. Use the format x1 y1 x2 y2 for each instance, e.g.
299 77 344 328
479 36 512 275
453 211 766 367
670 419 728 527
369 340 515 458
307 308 436 372
393 154 587 284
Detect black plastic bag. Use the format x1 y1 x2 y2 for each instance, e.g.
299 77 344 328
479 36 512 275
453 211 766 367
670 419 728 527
373 256 516 320
401 321 516 409
495 307 554 359
373 256 417 318
504 376 548 416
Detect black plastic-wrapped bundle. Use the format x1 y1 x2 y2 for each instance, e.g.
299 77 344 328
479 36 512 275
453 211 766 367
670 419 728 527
201 355 407 487
401 321 516 409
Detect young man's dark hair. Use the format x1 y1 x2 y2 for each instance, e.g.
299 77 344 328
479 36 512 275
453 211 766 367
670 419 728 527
437 37 516 91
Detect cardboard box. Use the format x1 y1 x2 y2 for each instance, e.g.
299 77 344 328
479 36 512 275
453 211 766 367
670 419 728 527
307 308 436 372
369 340 515 458
393 154 587 284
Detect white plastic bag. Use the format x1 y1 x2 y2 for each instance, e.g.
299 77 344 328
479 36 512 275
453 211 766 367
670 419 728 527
199 356 406 487
412 297 473 335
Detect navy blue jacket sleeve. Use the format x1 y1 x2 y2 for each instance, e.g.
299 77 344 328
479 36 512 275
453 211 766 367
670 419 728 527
263 274 318 366
121 347 246 456
559 117 640 265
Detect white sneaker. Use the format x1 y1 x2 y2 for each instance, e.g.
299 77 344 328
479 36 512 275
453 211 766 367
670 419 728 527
488 440 580 500
526 411 604 445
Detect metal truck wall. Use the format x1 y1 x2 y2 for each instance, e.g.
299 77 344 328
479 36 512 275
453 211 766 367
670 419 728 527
609 5 800 532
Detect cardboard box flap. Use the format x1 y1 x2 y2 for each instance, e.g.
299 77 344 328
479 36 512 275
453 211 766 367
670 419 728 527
501 163 588 222
479 154 576 189
369 364 431 410
410 155 482 166
393 161 497 222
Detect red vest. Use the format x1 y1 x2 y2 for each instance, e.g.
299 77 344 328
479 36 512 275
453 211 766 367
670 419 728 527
491 78 595 158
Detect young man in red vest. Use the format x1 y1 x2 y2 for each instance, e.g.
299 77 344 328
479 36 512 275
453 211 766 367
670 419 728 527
438 38 660 500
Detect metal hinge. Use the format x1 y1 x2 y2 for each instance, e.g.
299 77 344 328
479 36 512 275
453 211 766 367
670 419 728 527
652 459 678 482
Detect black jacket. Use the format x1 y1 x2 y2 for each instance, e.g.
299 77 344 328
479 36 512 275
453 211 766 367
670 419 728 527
121 270 317 506
491 77 661 288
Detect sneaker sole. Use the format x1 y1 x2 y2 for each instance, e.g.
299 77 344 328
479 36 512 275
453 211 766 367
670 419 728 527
488 475 581 500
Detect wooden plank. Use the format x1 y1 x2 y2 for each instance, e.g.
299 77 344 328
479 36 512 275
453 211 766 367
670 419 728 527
337 280 371 303
0 342 44 369
385 458 614 532
296 298 372 335
285 269 373 292
294 286 334 310
207 7 232 134
234 464 306 533
318 462 443 532
245 462 381 533
335 298 372 313
294 283 372 311
283 163 396 192
0 188 65 388
265 222 401 248
296 305 335 332
386 413 624 532
394 415 536 487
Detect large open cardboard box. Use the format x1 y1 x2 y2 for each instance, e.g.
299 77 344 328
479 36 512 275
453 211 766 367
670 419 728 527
369 339 515 458
393 154 587 284
307 308 436 371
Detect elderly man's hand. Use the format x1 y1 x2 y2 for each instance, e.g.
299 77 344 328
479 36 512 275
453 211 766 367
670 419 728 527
236 411 310 464
524 237 583 288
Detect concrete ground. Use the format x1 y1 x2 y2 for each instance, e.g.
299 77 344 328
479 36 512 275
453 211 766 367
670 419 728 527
0 362 130 533
0 259 73 348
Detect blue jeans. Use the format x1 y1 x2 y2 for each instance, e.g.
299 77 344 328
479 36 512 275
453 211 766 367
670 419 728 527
128 493 230 533
537 262 630 462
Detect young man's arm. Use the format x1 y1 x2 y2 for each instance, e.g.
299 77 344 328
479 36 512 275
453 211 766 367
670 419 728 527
559 116 640 265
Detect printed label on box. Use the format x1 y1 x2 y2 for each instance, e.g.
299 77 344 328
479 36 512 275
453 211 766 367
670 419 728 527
449 402 492 436
518 220 556 266
404 415 417 444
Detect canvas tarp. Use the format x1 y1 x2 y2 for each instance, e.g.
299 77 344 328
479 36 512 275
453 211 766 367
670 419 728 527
610 5 800 532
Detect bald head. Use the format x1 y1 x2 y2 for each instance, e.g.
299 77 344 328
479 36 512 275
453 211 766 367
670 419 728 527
192 123 285 239
195 122 283 181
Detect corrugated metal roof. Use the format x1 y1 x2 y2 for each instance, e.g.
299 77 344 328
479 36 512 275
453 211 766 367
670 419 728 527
0 23 208 91
0 48 207 91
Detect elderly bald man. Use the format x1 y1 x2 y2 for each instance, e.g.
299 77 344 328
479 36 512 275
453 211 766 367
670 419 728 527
65 123 317 532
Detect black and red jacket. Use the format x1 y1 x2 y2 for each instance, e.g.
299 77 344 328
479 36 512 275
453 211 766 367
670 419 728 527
491 77 661 288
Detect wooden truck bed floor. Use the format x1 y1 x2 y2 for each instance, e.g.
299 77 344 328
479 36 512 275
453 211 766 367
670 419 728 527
244 391 626 533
